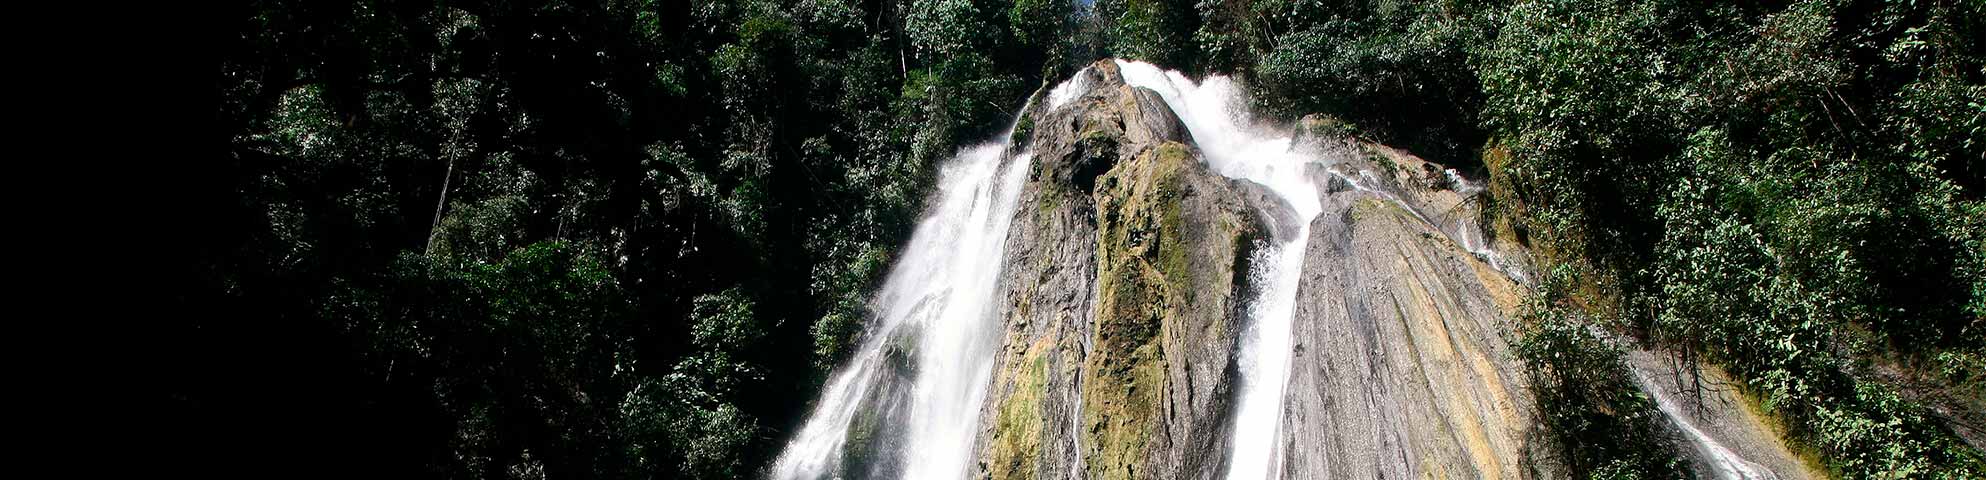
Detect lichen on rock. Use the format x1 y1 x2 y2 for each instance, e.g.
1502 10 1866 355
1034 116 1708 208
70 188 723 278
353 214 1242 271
975 60 1268 480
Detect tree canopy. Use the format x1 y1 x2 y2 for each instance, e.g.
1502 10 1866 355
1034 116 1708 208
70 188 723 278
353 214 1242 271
170 0 1981 477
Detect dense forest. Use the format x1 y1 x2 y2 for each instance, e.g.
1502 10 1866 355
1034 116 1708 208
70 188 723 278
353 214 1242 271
165 0 1979 478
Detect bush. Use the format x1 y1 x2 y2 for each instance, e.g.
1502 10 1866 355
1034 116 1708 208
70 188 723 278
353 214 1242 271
1515 268 1691 479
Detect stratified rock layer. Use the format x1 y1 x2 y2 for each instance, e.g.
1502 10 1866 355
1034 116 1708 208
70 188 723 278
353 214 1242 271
1278 189 1535 480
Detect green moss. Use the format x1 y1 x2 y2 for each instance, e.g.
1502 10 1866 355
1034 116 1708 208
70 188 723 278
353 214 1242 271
1035 187 1063 220
1079 128 1114 144
1368 148 1401 177
986 348 1050 480
1082 143 1193 480
1155 160 1191 303
1348 198 1412 224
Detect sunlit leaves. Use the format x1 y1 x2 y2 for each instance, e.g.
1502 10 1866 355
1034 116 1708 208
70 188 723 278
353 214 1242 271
908 0 989 58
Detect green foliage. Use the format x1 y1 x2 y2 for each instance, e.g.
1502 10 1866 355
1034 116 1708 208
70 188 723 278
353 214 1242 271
338 242 638 478
1472 0 1686 272
1483 0 1984 477
1515 269 1692 479
620 375 759 478
1010 0 1066 51
1250 0 1491 162
192 0 1069 477
182 0 1986 477
1652 130 1985 478
1095 0 1202 69
1174 0 1986 476
908 0 993 57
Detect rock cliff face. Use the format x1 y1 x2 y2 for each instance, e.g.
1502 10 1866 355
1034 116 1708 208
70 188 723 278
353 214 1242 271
1627 349 1824 480
792 59 1831 480
969 60 1547 480
1277 175 1535 479
975 62 1273 480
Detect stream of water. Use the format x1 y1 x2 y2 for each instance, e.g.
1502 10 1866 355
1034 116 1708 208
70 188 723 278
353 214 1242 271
770 139 1034 480
1115 59 1328 480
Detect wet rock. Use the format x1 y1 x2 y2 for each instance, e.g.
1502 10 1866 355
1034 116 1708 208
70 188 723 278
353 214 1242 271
1328 143 1535 286
1627 349 1823 480
1278 193 1537 480
974 60 1269 480
975 59 1566 480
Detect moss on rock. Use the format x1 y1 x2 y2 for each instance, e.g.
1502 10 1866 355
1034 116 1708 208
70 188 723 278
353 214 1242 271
984 339 1052 480
1082 141 1195 480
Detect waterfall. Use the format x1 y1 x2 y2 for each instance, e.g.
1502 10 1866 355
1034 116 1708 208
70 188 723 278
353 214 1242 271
774 59 1537 480
1442 170 1529 285
1632 368 1781 480
1113 59 1326 480
770 137 1034 479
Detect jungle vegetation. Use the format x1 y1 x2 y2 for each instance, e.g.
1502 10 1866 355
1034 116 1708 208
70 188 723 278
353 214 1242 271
172 0 1979 477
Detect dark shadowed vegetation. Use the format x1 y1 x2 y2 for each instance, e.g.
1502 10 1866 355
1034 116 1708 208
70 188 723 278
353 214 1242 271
1166 0 1983 477
173 0 1979 477
174 0 1070 477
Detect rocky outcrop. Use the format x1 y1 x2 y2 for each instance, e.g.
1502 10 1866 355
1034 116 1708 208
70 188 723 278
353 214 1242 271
798 58 1826 480
971 60 1556 480
1081 136 1261 480
1627 349 1824 480
1276 189 1536 479
974 61 1271 480
1295 119 1534 286
970 67 1108 480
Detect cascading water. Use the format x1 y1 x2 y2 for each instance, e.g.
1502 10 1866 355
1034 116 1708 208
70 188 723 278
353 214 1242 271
770 139 1034 480
1119 59 1777 480
1113 59 1326 480
1632 368 1781 480
777 59 1544 480
1443 171 1529 285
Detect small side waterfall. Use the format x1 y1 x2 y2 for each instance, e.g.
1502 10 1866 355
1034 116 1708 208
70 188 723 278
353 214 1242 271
1441 171 1528 285
770 139 1035 480
1631 366 1783 480
1113 59 1326 480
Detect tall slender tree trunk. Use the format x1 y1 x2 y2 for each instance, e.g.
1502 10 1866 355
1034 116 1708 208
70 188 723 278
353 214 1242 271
425 157 455 255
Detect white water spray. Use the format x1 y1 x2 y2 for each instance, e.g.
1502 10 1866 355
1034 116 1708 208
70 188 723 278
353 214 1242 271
775 60 1539 480
1114 59 1325 480
771 139 1034 480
